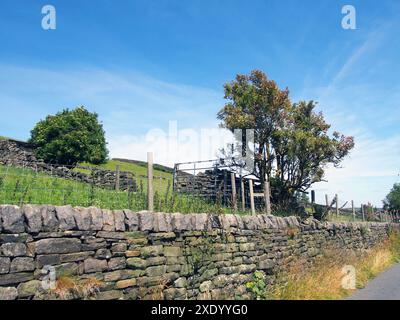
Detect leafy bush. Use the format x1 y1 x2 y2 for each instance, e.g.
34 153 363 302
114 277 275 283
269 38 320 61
246 271 268 300
29 106 108 165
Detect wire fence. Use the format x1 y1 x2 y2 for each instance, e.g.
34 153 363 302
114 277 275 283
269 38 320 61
1 155 399 220
0 157 242 214
0 161 169 211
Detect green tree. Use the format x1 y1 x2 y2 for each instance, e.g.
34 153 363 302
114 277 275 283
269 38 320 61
383 183 400 210
218 70 354 210
29 106 108 165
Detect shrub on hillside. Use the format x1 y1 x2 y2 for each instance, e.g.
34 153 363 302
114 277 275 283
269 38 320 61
29 106 108 165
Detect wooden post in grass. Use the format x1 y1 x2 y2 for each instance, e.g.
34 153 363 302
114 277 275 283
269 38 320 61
335 194 339 217
231 172 237 213
361 204 365 221
264 178 271 215
115 165 120 191
147 152 154 212
249 179 255 215
325 194 330 217
241 178 246 212
352 200 355 221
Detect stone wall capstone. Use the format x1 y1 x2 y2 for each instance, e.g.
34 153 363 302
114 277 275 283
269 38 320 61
0 204 394 300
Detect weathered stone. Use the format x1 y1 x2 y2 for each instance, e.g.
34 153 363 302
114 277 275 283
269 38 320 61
141 245 163 257
146 265 166 277
60 252 93 263
1 243 27 257
108 257 126 271
126 257 147 269
212 275 230 288
164 246 181 257
154 212 172 232
239 242 256 251
149 232 176 242
37 254 61 267
17 280 41 298
55 262 80 276
147 256 166 266
104 269 143 282
125 250 141 257
97 231 126 240
115 278 136 289
1 205 25 233
136 275 164 287
174 277 187 288
258 259 275 271
96 290 123 300
10 257 35 273
163 288 186 300
166 256 185 265
34 238 81 254
199 280 213 292
166 264 181 273
138 211 155 231
81 238 106 251
40 206 59 232
111 243 127 253
0 272 33 286
84 258 108 273
23 205 42 233
88 207 103 230
194 213 209 230
73 207 92 230
0 286 18 300
55 205 76 230
113 210 125 231
124 210 139 231
172 213 193 231
95 249 112 259
102 209 115 231
0 257 11 274
125 288 139 300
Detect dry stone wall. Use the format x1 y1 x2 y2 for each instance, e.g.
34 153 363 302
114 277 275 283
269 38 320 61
0 139 136 191
0 204 393 300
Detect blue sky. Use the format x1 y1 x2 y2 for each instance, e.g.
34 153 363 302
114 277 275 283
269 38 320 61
0 0 400 206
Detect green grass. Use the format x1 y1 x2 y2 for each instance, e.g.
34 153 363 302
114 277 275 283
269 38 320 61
0 164 247 214
76 159 172 194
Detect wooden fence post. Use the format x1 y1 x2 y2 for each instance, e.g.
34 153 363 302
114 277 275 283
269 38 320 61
115 165 120 191
311 190 315 204
231 172 237 213
264 178 271 215
241 178 246 212
361 204 365 221
352 200 355 221
325 194 330 217
249 179 255 215
335 194 339 217
147 152 154 212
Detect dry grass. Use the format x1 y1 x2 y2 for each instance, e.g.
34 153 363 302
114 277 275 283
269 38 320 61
268 230 400 300
50 276 103 300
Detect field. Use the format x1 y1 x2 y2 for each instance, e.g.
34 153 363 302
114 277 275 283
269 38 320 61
76 159 173 194
0 164 241 214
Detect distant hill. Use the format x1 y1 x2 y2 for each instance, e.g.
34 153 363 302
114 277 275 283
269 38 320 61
112 158 174 174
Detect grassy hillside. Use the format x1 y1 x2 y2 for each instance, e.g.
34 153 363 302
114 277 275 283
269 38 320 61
77 159 173 194
0 164 231 213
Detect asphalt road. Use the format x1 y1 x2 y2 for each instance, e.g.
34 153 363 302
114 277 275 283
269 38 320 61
348 262 400 300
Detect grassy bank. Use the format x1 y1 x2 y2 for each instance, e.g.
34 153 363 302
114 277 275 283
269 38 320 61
267 230 400 300
0 164 246 214
77 159 172 194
